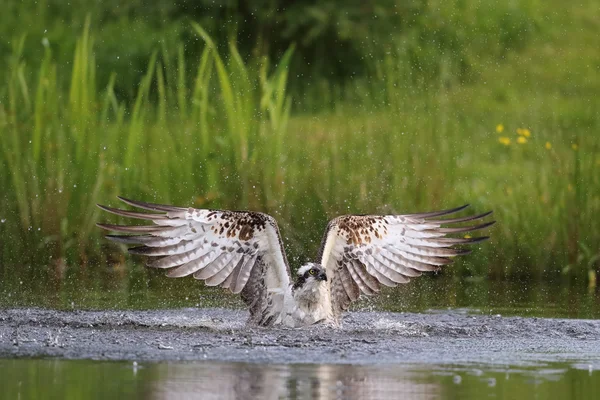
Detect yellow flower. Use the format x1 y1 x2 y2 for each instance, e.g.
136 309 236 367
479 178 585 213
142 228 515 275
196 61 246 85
545 141 552 150
517 128 531 137
498 136 511 146
496 124 504 133
517 136 527 144
572 143 579 151
464 234 472 239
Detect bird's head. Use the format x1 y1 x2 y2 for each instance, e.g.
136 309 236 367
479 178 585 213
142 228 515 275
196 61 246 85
293 262 327 290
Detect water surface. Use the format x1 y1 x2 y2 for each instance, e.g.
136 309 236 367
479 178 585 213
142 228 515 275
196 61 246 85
2 268 599 400
1 358 598 400
2 270 599 319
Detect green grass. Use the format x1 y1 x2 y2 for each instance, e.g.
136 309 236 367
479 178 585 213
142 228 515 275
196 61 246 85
1 1 599 288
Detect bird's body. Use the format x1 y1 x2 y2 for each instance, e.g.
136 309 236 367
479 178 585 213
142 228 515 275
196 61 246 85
97 197 494 327
287 264 333 326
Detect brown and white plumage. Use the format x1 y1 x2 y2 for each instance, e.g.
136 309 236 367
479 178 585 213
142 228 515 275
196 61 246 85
97 197 292 326
316 205 494 320
97 198 494 327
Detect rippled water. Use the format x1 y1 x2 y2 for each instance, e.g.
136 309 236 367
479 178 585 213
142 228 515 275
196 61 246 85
1 358 598 400
2 271 599 399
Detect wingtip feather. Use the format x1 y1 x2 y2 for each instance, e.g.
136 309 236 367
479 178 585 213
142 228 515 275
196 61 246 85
96 222 112 231
97 203 168 220
104 234 149 244
439 220 496 234
95 223 170 233
127 246 151 255
117 196 184 212
426 210 494 225
409 204 470 218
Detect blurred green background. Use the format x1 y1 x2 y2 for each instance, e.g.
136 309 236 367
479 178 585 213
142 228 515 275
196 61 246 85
1 0 599 309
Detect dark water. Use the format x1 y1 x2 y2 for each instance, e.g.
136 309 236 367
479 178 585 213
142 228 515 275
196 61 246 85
2 269 599 399
1 268 599 319
1 358 598 400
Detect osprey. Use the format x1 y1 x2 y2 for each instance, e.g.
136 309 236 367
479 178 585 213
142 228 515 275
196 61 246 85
97 197 494 327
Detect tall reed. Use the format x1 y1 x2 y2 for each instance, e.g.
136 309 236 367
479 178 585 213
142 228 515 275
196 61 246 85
0 23 295 270
1 17 598 285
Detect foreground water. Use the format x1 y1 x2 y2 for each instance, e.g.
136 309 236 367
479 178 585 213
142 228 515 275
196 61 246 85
1 307 599 399
1 357 598 400
1 272 598 399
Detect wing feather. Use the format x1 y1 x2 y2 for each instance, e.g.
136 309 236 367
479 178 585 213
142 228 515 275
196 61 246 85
380 249 440 273
338 262 360 302
349 260 380 293
116 196 186 212
376 249 423 277
205 253 244 286
196 251 240 282
403 204 469 218
364 263 397 287
97 204 170 220
383 246 456 265
148 247 210 269
96 223 173 233
330 265 353 312
128 238 204 256
346 260 378 296
319 205 494 321
165 250 216 277
97 197 292 326
105 234 184 247
233 253 259 294
363 254 411 284
222 258 245 291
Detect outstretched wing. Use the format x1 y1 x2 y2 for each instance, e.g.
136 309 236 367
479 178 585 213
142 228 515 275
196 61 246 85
97 197 292 325
318 205 495 319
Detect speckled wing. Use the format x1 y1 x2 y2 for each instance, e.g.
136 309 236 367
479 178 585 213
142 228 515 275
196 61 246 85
318 205 495 319
97 197 292 324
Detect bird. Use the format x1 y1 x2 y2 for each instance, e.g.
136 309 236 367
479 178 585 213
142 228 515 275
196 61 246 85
97 197 494 328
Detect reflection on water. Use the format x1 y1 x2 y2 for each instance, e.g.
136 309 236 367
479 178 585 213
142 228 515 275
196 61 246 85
1 358 598 400
148 363 438 400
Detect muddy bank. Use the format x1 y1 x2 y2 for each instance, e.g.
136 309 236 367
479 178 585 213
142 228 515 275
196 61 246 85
1 308 599 366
